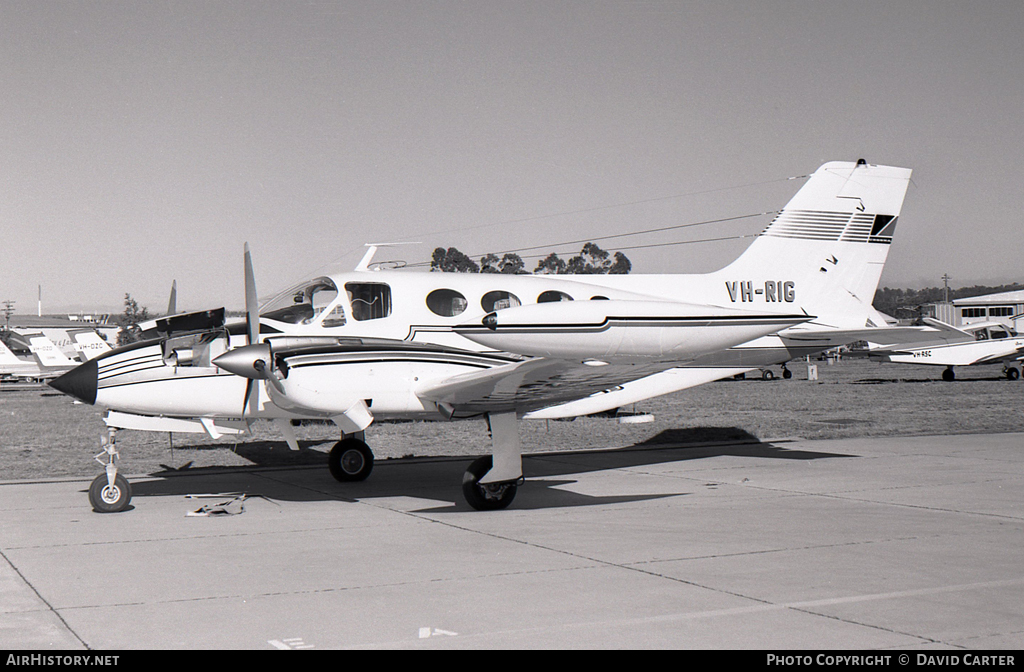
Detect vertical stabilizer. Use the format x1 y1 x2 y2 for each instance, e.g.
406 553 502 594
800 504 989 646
71 330 113 361
167 280 177 315
0 338 23 365
27 334 75 367
714 160 912 328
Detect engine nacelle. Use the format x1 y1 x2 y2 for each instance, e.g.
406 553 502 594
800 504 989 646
455 300 809 361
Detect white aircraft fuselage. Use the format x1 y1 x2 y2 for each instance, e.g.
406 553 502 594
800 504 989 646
49 159 916 511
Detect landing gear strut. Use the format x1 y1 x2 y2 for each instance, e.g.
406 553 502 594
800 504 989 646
89 430 132 513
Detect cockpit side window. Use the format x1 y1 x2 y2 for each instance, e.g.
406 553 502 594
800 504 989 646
260 277 339 325
346 283 392 321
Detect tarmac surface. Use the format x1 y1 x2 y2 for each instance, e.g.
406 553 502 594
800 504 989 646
1 432 1022 650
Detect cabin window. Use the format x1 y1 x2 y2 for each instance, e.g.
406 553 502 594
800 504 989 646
590 295 610 301
481 290 521 312
538 290 573 303
346 282 392 321
426 289 468 317
321 304 347 328
991 329 1010 340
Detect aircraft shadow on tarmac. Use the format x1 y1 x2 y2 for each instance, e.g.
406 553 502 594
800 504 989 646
115 427 854 513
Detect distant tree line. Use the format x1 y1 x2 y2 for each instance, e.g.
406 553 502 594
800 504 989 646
116 293 150 345
431 242 631 275
873 283 1024 320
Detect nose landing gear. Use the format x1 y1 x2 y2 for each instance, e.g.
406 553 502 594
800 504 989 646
89 430 132 513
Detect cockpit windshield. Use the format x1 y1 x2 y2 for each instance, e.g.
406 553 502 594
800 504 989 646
260 277 340 325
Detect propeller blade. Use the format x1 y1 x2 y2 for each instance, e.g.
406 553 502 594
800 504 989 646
244 243 259 346
243 378 255 416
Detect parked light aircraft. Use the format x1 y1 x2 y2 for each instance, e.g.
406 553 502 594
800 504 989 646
862 318 1024 381
0 338 46 381
0 334 77 381
50 159 925 513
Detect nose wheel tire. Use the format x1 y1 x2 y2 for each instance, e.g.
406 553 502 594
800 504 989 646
328 438 374 482
89 474 132 513
462 456 518 511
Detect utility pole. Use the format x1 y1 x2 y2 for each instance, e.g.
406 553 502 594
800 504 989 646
941 273 952 303
1 300 14 332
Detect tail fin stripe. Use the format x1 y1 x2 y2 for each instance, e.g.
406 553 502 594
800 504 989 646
764 209 893 245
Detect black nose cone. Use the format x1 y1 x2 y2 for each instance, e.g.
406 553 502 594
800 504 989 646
48 359 98 405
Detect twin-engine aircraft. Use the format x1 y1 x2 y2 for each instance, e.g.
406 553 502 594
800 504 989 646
51 159 923 513
862 318 1024 381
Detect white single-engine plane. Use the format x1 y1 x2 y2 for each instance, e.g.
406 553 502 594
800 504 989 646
862 318 1024 381
51 159 921 513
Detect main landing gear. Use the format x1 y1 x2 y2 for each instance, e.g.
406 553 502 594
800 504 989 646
89 430 132 513
462 456 519 511
942 367 956 382
325 414 524 512
759 365 793 381
328 436 374 481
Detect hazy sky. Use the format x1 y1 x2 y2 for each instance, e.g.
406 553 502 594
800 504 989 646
2 1 1022 314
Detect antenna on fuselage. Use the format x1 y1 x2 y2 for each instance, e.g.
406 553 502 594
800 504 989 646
354 242 421 272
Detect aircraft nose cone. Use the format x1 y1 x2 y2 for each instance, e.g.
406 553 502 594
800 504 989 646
48 359 98 405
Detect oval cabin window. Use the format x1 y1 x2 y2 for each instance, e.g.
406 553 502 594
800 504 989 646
481 290 521 312
426 289 469 317
538 290 573 303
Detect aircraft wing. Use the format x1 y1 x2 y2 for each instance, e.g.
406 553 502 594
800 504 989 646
416 357 679 417
221 335 685 420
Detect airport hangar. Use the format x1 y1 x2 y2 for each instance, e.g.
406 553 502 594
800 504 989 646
922 288 1024 332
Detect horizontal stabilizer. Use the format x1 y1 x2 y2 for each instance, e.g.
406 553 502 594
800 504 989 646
780 322 967 349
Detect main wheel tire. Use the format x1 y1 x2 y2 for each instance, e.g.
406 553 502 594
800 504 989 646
328 438 374 482
761 369 775 381
941 368 956 382
1006 368 1020 381
89 473 132 513
462 456 518 511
